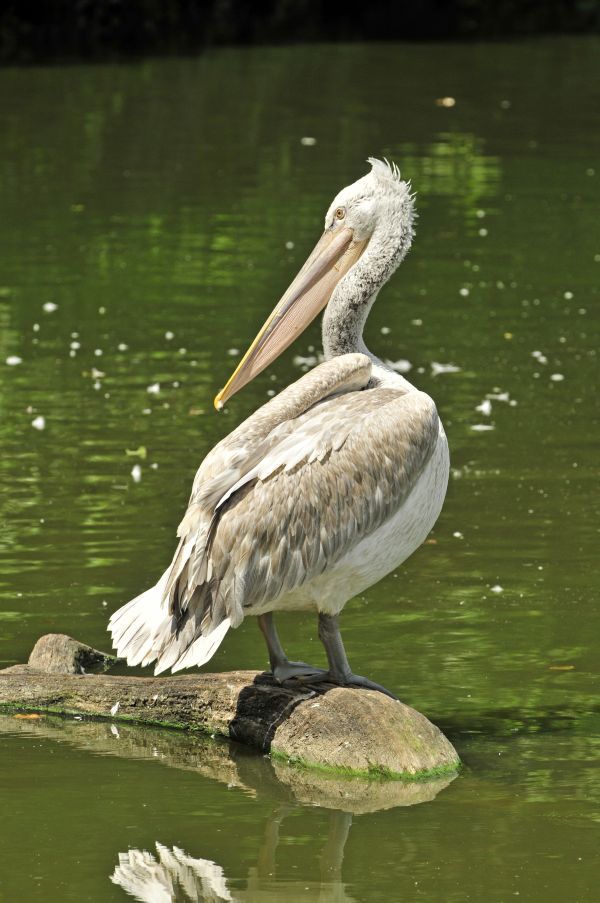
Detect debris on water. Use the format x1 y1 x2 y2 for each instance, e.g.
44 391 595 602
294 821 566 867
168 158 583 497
453 531 464 539
563 291 574 300
5 355 22 366
459 287 469 297
165 330 174 340
70 341 81 351
476 209 486 219
150 462 159 470
531 350 548 365
130 465 142 483
504 332 513 340
147 382 160 394
435 96 456 107
93 380 102 390
490 584 504 593
385 358 412 373
117 343 128 352
227 348 239 356
110 701 120 715
411 318 423 326
381 326 391 334
300 136 317 146
487 390 510 402
42 302 58 313
550 373 565 381
285 240 295 250
91 367 105 379
99 306 106 315
431 361 461 376
293 354 318 368
476 399 492 416
31 415 46 430
471 424 495 432
33 323 40 332
178 347 187 355
478 228 488 237
94 349 103 357
548 664 575 671
172 381 180 388
126 446 147 460
188 407 205 416
142 408 152 415
267 389 276 396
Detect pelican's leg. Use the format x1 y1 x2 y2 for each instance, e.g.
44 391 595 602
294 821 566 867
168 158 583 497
257 613 327 684
317 613 398 700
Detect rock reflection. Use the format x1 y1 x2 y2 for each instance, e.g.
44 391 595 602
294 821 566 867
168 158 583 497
0 713 455 814
1 713 454 900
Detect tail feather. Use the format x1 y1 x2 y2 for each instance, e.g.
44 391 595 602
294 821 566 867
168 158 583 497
108 542 230 672
156 617 231 675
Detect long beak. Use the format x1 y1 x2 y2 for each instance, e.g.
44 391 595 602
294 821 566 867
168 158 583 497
214 227 367 409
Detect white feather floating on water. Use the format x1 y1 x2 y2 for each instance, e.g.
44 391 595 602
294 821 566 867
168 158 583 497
431 361 461 376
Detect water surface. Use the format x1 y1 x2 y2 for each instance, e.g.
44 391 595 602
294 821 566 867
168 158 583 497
0 37 598 901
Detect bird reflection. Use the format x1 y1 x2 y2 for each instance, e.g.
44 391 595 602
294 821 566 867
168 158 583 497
112 808 355 903
113 842 234 902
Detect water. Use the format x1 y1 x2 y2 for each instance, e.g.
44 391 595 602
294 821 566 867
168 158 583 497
1 36 598 901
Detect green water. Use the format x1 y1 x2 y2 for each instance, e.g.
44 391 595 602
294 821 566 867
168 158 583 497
0 37 598 901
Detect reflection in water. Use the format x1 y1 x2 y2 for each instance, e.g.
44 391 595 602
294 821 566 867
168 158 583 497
0 713 455 813
113 843 234 902
1 713 453 899
112 811 355 903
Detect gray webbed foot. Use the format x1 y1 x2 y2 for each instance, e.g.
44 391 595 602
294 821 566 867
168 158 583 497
272 661 329 685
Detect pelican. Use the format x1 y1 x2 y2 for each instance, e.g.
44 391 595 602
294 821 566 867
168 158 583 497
109 158 449 698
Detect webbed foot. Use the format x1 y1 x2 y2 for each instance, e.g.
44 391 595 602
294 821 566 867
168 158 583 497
272 660 329 685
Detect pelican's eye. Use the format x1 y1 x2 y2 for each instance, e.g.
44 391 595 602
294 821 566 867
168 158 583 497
334 206 346 221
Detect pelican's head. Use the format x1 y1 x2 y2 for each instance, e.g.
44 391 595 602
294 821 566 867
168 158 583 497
324 157 414 247
214 158 414 409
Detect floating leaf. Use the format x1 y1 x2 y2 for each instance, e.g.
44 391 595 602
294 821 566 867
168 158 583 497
125 446 147 460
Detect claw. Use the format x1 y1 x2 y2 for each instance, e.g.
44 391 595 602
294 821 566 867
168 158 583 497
342 673 399 700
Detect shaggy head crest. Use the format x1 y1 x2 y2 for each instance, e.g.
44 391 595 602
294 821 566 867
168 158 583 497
367 157 403 185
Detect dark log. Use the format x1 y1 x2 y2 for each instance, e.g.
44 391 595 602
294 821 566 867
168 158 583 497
0 633 459 779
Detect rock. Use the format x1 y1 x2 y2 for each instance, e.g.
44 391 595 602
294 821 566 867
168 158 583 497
0 634 460 779
27 633 118 674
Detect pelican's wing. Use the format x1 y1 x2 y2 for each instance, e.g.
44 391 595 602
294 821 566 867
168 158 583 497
110 354 372 671
155 366 440 673
207 383 439 616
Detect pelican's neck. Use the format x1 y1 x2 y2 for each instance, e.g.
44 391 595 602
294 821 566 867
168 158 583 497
322 220 413 381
